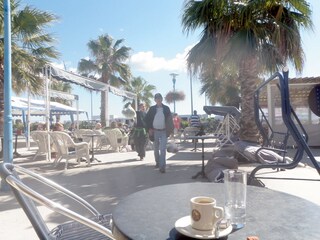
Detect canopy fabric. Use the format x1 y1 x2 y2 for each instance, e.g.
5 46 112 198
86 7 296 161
12 97 86 116
49 65 136 100
109 85 136 100
50 90 78 101
12 97 44 112
49 65 109 91
203 106 241 120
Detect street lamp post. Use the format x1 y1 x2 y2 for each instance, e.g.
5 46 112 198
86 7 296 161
170 73 178 113
190 74 194 115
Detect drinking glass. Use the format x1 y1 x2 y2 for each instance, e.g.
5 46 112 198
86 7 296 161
223 169 247 229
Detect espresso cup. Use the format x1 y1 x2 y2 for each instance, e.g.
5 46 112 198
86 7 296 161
190 196 224 231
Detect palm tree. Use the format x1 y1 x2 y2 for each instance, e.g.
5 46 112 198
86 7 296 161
0 1 59 135
50 81 72 105
50 80 72 122
123 76 156 109
182 0 312 142
200 65 241 108
78 34 131 126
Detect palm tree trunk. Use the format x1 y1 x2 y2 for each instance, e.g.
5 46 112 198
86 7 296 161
101 90 109 127
238 57 260 143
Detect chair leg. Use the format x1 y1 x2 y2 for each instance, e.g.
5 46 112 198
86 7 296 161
54 156 62 167
65 160 69 170
86 153 91 166
32 153 39 161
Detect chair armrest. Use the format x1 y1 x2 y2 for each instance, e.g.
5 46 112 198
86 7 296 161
255 146 287 155
254 147 287 164
5 174 115 239
74 142 89 148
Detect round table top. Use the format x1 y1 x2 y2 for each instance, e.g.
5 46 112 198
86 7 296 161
112 182 320 240
186 135 217 140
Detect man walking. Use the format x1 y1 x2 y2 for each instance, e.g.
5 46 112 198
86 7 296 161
189 110 201 127
146 93 174 173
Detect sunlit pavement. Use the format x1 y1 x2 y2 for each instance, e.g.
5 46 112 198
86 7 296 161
0 138 319 239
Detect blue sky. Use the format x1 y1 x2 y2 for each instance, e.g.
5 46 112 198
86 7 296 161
20 0 320 121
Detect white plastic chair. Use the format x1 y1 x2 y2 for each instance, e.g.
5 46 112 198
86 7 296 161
31 131 51 161
49 131 90 169
182 126 200 142
92 130 110 150
104 129 129 152
74 129 93 144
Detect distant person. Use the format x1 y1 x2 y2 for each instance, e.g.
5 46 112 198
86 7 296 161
189 110 201 128
133 103 147 160
94 122 102 131
117 122 128 135
37 122 46 131
67 122 77 138
172 113 181 136
53 122 64 131
68 122 76 132
110 121 118 129
51 122 64 158
145 93 174 173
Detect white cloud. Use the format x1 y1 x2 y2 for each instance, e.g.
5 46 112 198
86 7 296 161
50 62 65 70
52 44 195 76
50 61 78 73
129 45 194 73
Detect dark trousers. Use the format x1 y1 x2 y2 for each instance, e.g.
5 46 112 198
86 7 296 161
133 129 147 158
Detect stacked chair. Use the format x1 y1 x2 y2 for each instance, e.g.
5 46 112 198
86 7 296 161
203 106 241 147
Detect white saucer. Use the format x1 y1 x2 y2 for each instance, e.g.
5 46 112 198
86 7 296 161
175 216 232 239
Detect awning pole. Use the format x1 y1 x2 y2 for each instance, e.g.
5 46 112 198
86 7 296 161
90 90 93 120
27 90 31 149
45 65 51 161
76 95 79 129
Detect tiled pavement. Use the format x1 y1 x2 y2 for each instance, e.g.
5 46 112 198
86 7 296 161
0 139 319 239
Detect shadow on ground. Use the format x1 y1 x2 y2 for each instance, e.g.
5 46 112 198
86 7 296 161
0 144 210 227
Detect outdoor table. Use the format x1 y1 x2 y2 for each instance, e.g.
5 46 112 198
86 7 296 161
112 182 320 240
82 133 101 163
186 135 217 179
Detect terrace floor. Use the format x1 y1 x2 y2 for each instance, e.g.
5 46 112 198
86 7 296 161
1 137 319 239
